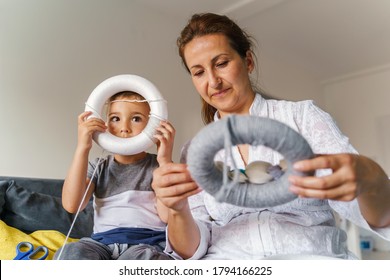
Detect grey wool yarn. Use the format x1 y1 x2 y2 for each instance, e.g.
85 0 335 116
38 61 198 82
187 115 315 208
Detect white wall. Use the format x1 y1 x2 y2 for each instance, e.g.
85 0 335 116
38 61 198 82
255 49 324 105
241 16 325 106
323 66 390 175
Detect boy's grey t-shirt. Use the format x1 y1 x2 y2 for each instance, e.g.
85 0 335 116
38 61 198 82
87 154 166 234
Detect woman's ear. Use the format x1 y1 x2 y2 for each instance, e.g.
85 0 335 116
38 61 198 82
245 51 255 74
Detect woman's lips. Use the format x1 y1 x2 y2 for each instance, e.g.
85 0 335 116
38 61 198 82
211 88 229 98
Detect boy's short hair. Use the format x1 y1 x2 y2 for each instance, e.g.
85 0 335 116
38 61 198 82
108 91 145 102
104 91 149 118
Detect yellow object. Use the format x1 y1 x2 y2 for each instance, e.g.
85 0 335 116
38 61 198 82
0 220 79 260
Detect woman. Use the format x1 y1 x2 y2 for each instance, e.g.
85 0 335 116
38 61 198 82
152 13 390 259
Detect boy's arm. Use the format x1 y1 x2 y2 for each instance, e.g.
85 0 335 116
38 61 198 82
62 147 95 213
62 111 106 213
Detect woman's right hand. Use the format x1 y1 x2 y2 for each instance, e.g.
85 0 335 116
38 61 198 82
153 162 203 259
152 163 202 212
77 111 107 151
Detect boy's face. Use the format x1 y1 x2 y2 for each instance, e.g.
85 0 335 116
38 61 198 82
107 97 150 138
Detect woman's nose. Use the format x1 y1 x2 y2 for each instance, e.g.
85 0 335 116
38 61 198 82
208 72 222 88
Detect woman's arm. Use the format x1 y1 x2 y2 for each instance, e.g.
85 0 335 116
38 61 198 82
355 155 390 227
289 101 390 227
152 163 202 258
289 154 390 227
167 206 201 259
153 120 176 222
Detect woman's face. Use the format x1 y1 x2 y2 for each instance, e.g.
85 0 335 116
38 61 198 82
183 34 255 118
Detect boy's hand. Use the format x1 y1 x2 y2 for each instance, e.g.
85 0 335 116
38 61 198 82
154 121 175 166
77 111 107 151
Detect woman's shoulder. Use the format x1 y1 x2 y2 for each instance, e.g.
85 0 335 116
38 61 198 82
262 95 316 109
256 94 319 115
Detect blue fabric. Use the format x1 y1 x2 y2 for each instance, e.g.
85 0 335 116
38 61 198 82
91 227 166 245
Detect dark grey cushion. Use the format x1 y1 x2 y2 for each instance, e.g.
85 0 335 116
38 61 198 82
0 177 93 239
0 176 63 197
0 180 8 214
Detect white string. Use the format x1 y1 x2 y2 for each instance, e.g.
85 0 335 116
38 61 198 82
85 99 167 121
111 100 168 121
110 99 166 104
84 103 103 119
149 113 167 121
215 123 241 202
223 123 240 184
55 149 106 260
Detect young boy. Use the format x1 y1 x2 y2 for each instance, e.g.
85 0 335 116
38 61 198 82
55 91 174 259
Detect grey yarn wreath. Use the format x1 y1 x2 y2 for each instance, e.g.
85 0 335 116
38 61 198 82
187 115 315 208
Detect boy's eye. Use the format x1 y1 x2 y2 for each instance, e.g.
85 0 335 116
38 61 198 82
132 116 143 122
110 116 120 122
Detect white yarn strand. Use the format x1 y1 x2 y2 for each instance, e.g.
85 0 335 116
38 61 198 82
84 103 104 119
55 150 106 260
110 99 166 104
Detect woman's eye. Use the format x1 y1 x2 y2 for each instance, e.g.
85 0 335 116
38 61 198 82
193 70 204 77
216 61 228 68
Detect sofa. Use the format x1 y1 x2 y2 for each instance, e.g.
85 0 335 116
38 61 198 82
0 176 93 260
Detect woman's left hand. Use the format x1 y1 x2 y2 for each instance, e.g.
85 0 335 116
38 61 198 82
288 153 367 201
289 153 390 227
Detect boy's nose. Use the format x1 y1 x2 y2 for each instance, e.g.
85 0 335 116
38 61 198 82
120 123 131 134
